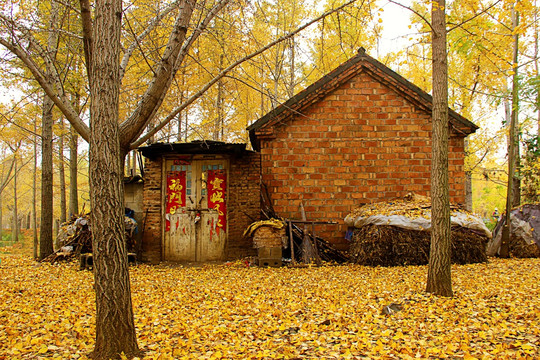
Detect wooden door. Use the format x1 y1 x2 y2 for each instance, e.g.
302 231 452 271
163 158 228 261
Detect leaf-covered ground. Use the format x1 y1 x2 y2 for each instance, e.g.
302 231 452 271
1 247 539 359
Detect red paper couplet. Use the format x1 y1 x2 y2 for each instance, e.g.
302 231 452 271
166 171 186 231
207 169 227 233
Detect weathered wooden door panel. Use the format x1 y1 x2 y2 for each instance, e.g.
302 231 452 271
163 158 227 262
197 162 227 261
166 213 196 261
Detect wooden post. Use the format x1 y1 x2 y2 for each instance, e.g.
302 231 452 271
288 220 295 263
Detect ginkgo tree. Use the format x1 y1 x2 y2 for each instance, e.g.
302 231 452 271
0 0 368 357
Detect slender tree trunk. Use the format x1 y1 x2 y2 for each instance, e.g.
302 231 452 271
501 7 520 258
126 151 131 176
426 0 453 297
511 8 521 208
89 0 139 357
216 54 224 141
288 36 296 98
464 138 473 211
536 6 540 138
59 118 67 223
33 122 38 259
132 151 137 175
69 125 79 217
177 69 186 142
0 190 3 241
12 154 18 242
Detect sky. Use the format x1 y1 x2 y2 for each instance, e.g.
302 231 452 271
378 0 415 56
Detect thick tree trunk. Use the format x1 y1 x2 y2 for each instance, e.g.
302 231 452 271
40 93 54 259
89 0 139 358
69 125 79 217
426 0 453 297
39 0 59 259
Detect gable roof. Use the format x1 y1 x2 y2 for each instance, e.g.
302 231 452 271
247 47 478 151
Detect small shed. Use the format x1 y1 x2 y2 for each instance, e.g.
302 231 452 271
139 141 260 263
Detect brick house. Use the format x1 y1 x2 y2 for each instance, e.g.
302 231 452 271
247 48 477 249
138 48 477 262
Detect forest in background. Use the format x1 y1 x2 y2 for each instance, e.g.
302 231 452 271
0 0 539 239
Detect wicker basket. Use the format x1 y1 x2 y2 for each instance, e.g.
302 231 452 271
253 226 286 248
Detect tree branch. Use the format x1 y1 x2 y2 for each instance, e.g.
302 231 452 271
130 0 362 149
386 0 434 33
119 0 183 80
0 38 91 141
448 0 502 32
120 0 231 148
78 0 93 83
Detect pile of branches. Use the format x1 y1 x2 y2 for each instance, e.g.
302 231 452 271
285 221 351 263
260 182 350 264
42 212 137 263
349 225 488 266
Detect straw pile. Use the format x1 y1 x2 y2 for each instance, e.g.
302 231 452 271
349 225 488 266
347 194 490 266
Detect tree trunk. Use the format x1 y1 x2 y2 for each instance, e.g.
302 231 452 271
59 118 67 223
464 138 473 211
88 0 139 357
0 189 3 241
12 154 18 242
39 0 59 259
33 122 38 259
132 150 137 175
69 125 79 217
426 0 453 297
287 36 296 98
501 7 520 258
511 7 521 208
40 92 55 259
215 54 224 141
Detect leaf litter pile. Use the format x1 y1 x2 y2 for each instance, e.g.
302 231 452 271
1 251 539 359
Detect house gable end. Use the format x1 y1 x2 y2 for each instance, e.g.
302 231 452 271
248 49 478 151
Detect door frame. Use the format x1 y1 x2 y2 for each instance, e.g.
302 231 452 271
161 154 230 261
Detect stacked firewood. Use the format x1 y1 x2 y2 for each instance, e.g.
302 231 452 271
41 212 137 263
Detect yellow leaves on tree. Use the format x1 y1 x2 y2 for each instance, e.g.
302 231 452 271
0 252 539 359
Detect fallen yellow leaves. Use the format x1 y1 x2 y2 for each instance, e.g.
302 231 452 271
0 253 539 359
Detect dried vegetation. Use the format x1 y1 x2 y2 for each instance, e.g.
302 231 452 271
0 247 539 359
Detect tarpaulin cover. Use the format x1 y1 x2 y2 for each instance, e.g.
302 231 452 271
487 203 540 256
344 194 491 239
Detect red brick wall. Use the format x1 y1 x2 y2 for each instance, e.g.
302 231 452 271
257 71 467 249
141 152 261 262
227 152 261 259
